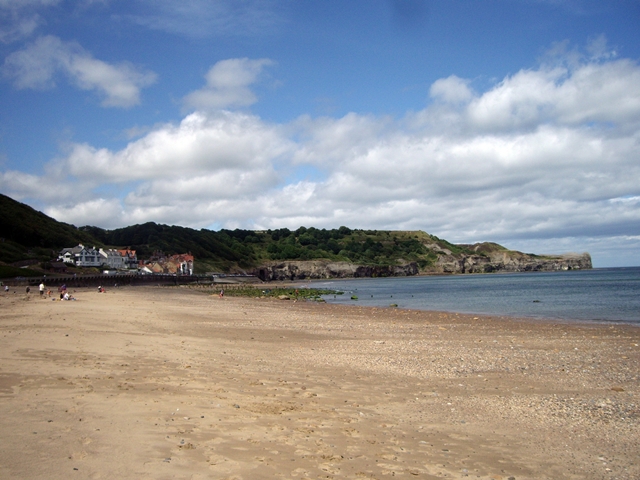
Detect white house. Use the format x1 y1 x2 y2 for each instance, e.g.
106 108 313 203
58 244 102 267
99 248 126 269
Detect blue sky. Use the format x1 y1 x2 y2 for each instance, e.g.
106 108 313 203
1 0 640 267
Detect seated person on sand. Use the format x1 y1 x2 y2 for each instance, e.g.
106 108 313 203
63 292 75 301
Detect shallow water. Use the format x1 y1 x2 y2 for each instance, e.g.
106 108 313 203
313 267 640 325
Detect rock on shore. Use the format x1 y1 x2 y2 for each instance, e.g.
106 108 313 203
254 249 592 281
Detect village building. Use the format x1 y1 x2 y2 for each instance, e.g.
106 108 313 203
58 244 102 267
117 249 138 269
140 251 194 275
99 248 126 269
170 253 194 275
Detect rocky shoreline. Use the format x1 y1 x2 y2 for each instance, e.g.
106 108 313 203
254 251 593 281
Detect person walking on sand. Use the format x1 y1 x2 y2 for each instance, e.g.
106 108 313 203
219 288 224 298
39 282 45 297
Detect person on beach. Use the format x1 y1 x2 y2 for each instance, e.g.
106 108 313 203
26 286 30 294
39 282 45 297
4 285 8 293
219 289 224 298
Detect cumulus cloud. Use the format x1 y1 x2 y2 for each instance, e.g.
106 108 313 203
183 58 274 111
429 75 474 104
463 38 640 132
0 168 78 202
465 60 640 130
2 35 157 107
64 110 291 182
45 198 126 230
5 45 640 267
30 110 292 228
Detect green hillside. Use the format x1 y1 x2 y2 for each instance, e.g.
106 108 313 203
0 193 99 265
3 193 572 278
83 225 474 274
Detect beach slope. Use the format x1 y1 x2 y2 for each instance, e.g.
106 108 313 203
0 286 638 479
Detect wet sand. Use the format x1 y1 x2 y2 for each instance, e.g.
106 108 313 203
0 286 638 479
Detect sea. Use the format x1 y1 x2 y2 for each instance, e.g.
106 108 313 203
312 267 640 326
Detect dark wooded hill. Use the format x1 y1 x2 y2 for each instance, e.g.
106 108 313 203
0 193 591 278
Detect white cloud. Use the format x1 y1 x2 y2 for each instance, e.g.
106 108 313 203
466 59 640 131
2 35 157 107
183 58 274 111
45 198 126 229
64 111 292 182
429 75 474 104
5 48 640 266
0 170 47 198
291 113 392 167
0 168 78 202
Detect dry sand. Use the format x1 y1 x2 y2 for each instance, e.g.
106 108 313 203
0 285 638 479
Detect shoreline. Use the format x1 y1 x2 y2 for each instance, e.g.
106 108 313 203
1 286 638 479
206 282 640 329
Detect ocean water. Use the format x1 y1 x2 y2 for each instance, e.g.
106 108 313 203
313 267 640 325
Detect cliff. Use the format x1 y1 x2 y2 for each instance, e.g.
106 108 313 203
253 246 592 281
434 250 593 274
254 261 420 281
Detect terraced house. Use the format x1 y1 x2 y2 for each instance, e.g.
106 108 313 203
58 244 101 267
99 248 126 269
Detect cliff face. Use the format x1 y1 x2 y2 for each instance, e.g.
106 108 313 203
254 261 419 281
253 250 592 281
433 251 593 274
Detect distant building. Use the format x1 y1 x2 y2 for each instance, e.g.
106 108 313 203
99 248 126 269
58 244 101 267
117 249 138 269
140 252 194 275
169 253 194 275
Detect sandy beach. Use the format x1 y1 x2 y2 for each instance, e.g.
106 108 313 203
0 285 638 480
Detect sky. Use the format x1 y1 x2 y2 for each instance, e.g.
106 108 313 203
1 0 640 268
